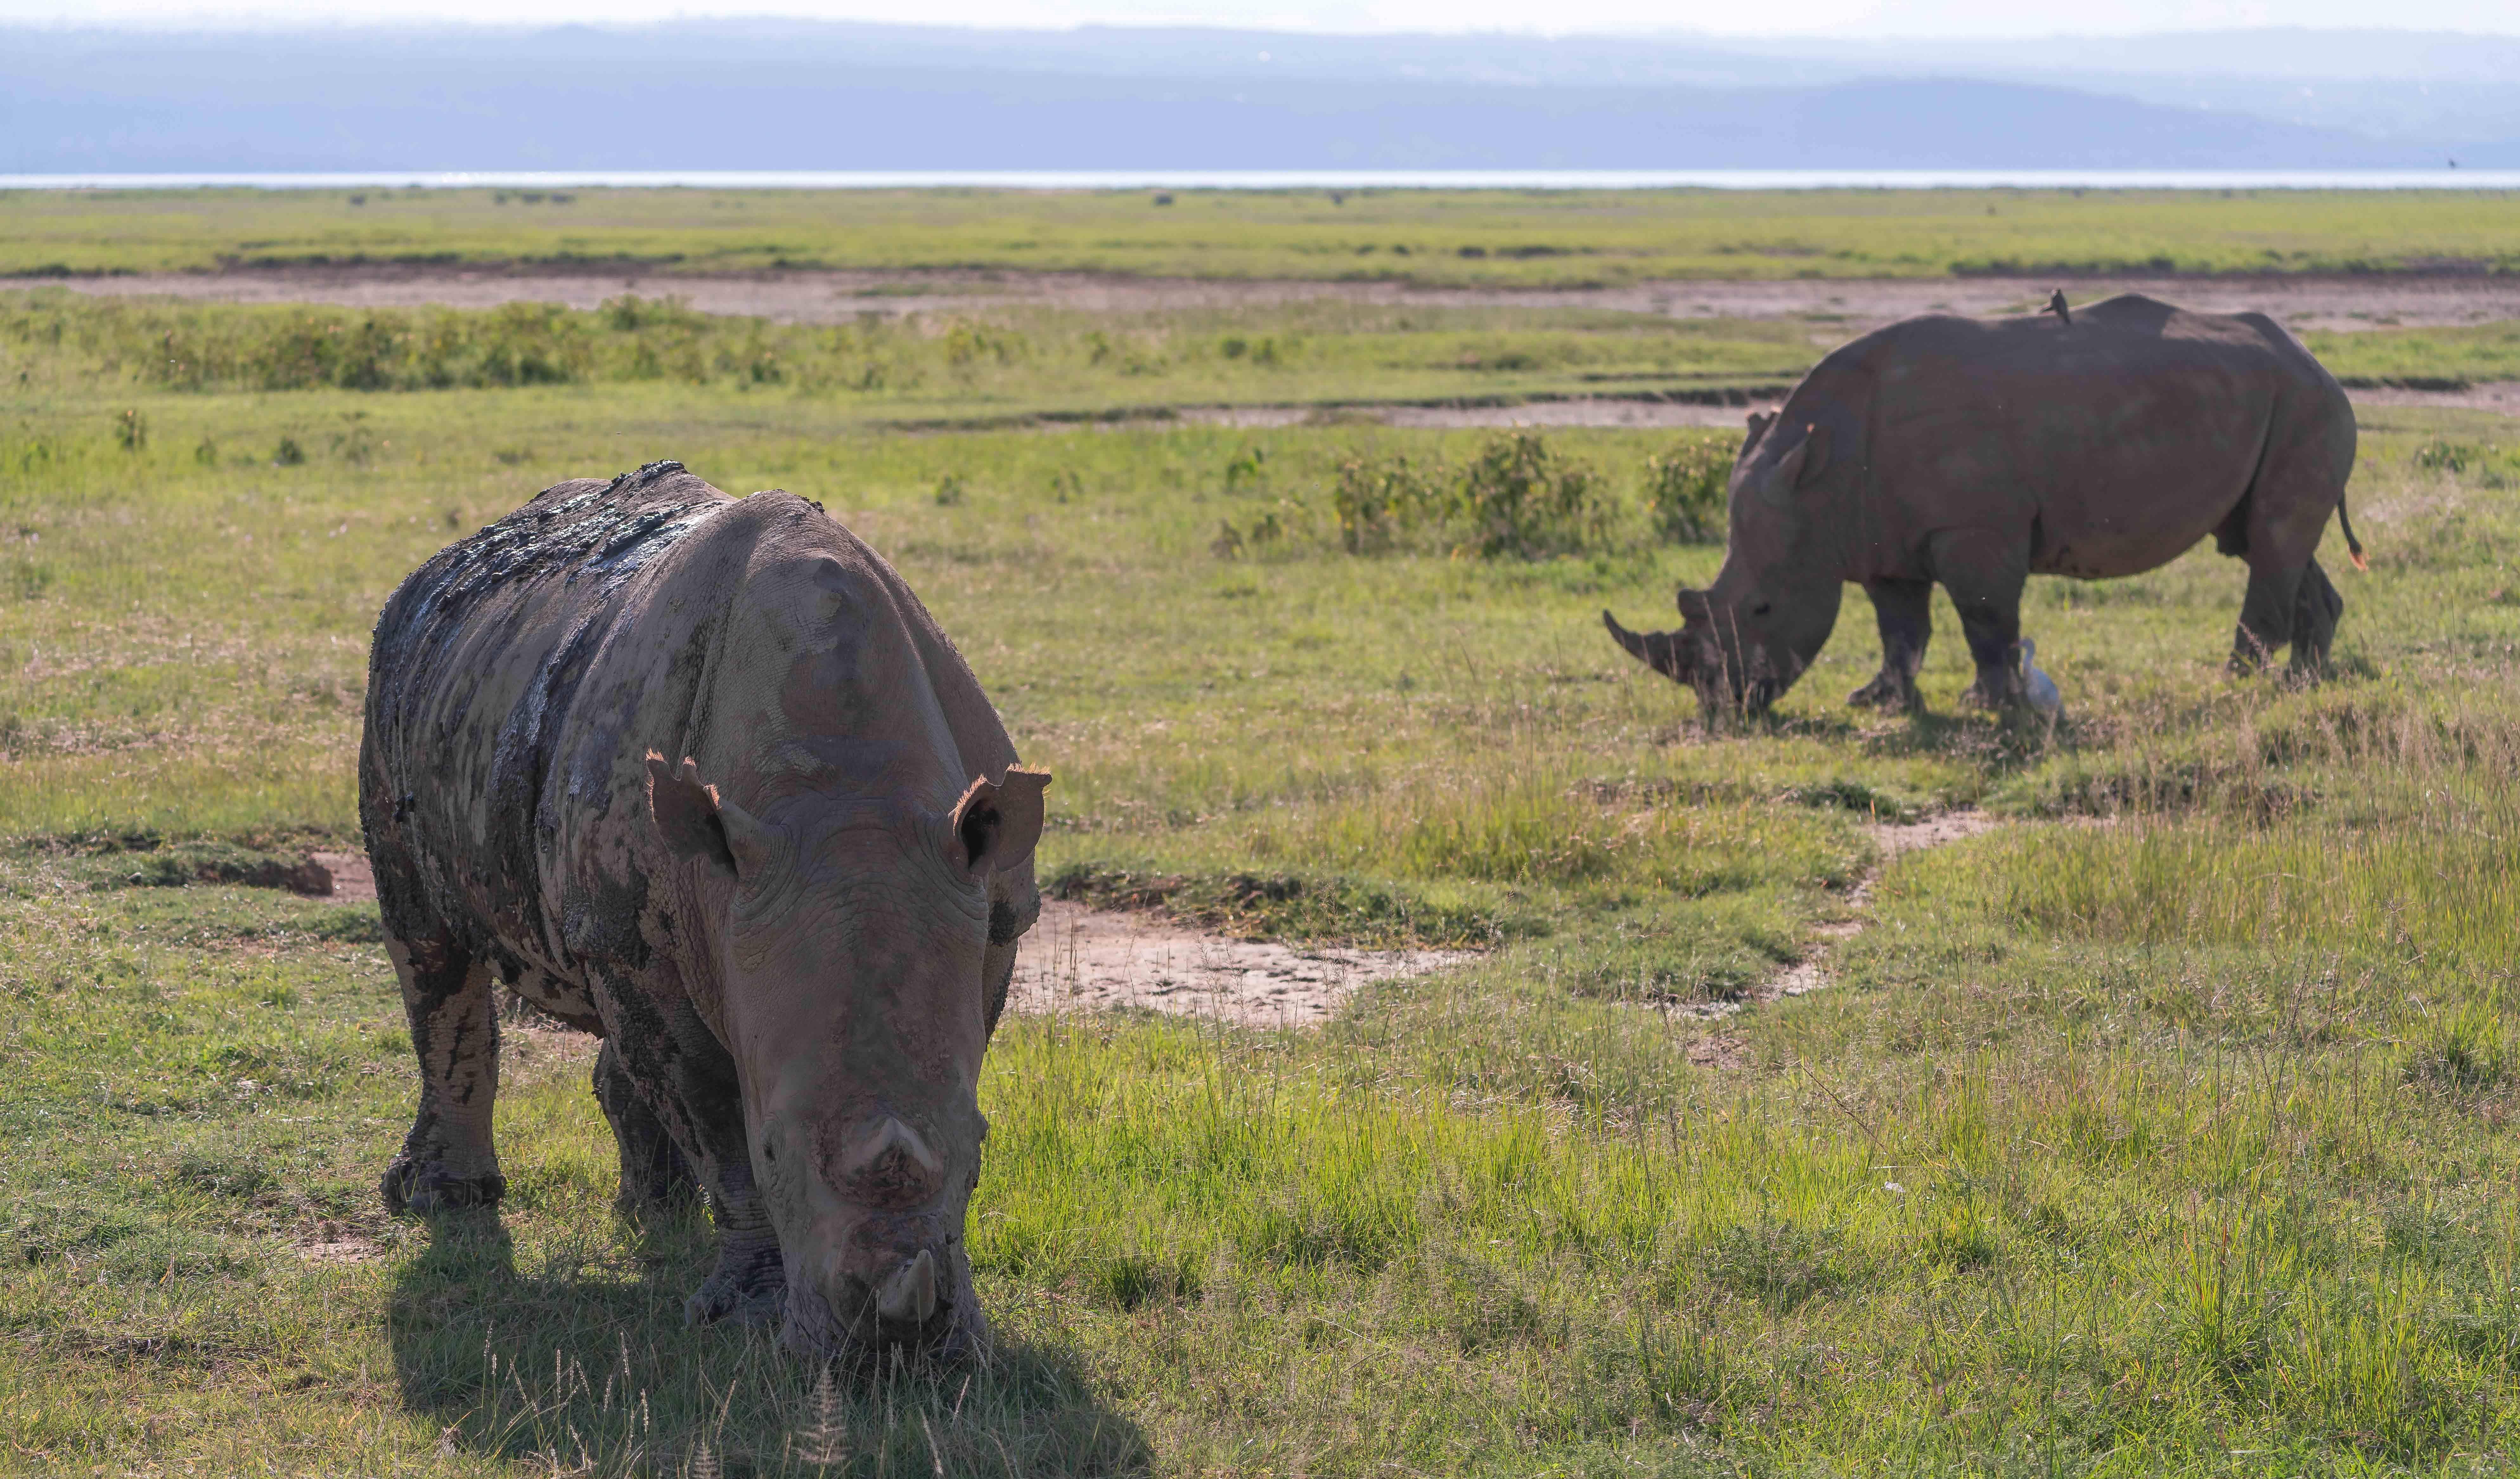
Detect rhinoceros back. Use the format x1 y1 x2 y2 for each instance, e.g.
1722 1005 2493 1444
361 461 731 975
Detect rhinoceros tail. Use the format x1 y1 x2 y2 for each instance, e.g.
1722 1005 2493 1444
2339 494 2368 572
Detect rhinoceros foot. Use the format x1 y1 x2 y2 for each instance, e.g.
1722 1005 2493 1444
380 1158 507 1216
1961 672 2028 711
1847 672 1922 713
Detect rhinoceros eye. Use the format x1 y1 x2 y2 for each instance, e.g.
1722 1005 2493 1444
1750 601 1773 618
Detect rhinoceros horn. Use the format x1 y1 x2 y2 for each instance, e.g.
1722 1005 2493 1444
875 1248 939 1328
1602 610 1696 683
839 1115 944 1198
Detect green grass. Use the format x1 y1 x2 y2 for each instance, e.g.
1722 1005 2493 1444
9 185 2520 282
10 294 2513 460
0 288 1813 419
2307 322 2520 388
10 287 2520 1473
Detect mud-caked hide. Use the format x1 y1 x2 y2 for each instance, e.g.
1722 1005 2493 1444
361 460 1045 1361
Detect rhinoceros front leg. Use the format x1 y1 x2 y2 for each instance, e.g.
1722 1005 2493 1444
1848 578 1933 712
596 995 785 1326
592 1038 698 1214
380 932 506 1215
1932 529 2029 708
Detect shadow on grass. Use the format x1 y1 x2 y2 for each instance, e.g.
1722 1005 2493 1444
388 1208 1148 1477
1731 700 2071 785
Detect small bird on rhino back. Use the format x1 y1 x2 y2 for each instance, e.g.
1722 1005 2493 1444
1604 293 2364 721
360 459 1048 1362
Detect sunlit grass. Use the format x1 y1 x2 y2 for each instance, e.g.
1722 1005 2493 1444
9 184 2520 281
9 288 2520 1472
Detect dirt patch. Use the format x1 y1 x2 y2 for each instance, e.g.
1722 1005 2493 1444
292 1225 386 1265
308 850 376 903
1006 899 1470 1028
1193 380 2519 431
1678 809 2003 1040
1378 398 1769 429
2349 380 2520 418
1869 810 2005 860
1182 397 1776 431
21 265 2520 336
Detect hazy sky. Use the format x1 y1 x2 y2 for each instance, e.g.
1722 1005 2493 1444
10 0 2518 34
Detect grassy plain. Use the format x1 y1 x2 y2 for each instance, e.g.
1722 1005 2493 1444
0 289 1815 419
8 277 2520 1475
8 185 2520 282
6 290 2518 437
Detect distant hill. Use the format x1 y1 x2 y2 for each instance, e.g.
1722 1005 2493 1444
2 22 2513 173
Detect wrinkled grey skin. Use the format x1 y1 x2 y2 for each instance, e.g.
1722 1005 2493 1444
1606 294 2361 718
361 461 1046 1362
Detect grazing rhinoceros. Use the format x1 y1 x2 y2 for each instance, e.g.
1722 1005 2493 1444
361 460 1046 1361
1605 293 2362 717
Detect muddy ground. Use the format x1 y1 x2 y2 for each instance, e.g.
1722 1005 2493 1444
1004 900 1471 1028
21 264 2520 337
305 850 1465 1030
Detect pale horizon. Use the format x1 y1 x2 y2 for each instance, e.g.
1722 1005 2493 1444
8 2 2519 39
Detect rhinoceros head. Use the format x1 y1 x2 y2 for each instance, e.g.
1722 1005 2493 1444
1603 414 1844 719
648 752 1049 1362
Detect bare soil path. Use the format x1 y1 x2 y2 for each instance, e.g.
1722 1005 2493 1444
1679 810 2004 1061
20 265 2520 336
1005 900 1471 1028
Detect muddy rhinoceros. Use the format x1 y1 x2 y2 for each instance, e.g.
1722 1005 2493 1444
360 460 1046 1360
1605 293 2362 717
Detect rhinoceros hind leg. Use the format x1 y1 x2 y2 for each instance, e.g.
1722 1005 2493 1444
2229 562 2306 676
1848 578 1933 712
2287 558 2343 678
592 1038 698 1215
380 932 506 1216
1932 532 2028 708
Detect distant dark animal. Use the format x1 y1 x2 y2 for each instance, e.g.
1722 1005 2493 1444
1604 294 2362 717
362 461 1047 1361
2047 289 2072 326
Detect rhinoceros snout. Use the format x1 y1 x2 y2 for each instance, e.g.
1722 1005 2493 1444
781 1247 968 1360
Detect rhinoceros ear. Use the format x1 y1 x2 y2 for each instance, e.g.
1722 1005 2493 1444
1779 426 1829 486
950 766 1051 876
1758 425 1830 505
646 752 770 880
1743 411 1776 455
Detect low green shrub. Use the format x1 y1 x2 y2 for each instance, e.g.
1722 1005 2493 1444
1455 432 1610 558
1330 432 1618 559
2413 438 2519 488
1642 437 1730 543
1329 452 1443 554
